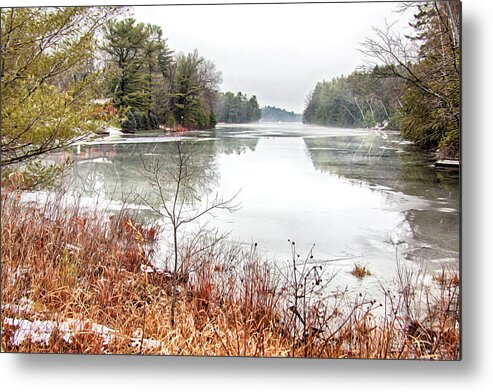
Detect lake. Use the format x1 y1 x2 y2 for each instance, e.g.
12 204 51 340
66 122 460 298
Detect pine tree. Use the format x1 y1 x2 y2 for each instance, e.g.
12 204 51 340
101 18 151 111
170 50 220 129
215 91 260 124
121 110 137 132
1 6 123 169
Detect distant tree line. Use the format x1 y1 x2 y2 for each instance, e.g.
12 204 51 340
261 106 302 122
303 1 460 159
214 92 261 123
101 18 221 132
303 68 403 129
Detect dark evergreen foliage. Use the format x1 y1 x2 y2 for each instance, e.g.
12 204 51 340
215 92 261 124
149 112 159 129
121 110 137 132
102 19 220 132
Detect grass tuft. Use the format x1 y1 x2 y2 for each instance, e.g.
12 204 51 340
351 263 371 278
433 270 460 287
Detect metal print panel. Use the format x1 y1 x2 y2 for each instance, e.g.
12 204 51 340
1 1 461 359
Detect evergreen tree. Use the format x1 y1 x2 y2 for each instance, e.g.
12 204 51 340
247 96 261 122
101 18 151 111
1 6 123 169
142 113 151 130
359 1 460 158
261 106 302 122
172 51 202 126
215 91 261 124
149 112 159 129
171 50 220 129
153 42 175 124
133 111 144 130
121 110 137 131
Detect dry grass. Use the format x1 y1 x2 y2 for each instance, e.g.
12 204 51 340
351 263 371 278
433 270 460 287
1 190 460 359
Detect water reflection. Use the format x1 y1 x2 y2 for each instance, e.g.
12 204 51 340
65 123 460 298
70 133 258 206
303 130 459 269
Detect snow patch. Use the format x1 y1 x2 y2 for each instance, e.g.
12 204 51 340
3 317 115 348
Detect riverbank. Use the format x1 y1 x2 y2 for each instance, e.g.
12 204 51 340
96 124 196 137
1 189 459 358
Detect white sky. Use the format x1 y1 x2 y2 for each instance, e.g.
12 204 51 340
132 2 414 112
4 1 415 113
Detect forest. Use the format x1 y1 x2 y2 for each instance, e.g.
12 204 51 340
214 91 261 124
101 18 221 132
303 68 403 130
261 106 302 122
303 1 460 159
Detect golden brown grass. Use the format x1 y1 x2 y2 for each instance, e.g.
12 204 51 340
433 270 460 287
351 263 371 278
1 190 460 359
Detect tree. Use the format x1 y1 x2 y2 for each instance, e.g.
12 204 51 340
121 110 137 132
261 106 302 122
302 71 400 128
196 58 222 113
171 50 220 129
361 1 460 157
149 112 159 129
215 91 261 124
1 6 124 169
246 96 261 122
140 141 238 326
101 18 152 112
141 24 165 116
153 41 175 125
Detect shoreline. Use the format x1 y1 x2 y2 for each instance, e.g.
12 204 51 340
1 189 460 358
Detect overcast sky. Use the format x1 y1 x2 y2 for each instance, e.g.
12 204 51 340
132 2 413 113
